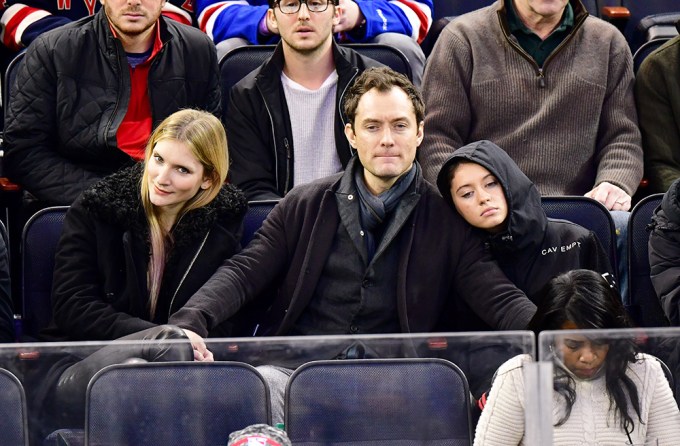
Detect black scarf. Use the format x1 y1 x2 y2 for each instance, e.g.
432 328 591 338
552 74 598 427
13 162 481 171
354 163 417 261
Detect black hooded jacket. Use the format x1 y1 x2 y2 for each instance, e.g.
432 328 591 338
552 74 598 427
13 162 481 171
649 179 680 325
436 140 613 302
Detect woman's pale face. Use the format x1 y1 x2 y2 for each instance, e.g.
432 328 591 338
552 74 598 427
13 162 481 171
558 321 609 379
147 139 212 219
449 163 508 233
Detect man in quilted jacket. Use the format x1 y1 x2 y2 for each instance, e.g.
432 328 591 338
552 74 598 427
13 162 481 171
4 0 220 206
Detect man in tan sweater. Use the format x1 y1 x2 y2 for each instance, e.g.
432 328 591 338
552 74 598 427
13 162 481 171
420 0 642 212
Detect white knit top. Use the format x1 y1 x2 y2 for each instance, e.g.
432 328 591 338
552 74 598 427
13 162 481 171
281 71 341 188
474 353 680 445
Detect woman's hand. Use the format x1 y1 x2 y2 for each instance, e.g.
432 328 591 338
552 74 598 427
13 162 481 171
182 329 214 362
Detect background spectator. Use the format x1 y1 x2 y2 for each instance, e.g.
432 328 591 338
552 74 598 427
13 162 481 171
196 0 429 85
636 33 680 194
3 0 220 206
27 109 246 439
225 0 381 200
475 269 680 445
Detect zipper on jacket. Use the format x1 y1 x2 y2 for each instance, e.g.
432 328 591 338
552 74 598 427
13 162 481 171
283 137 292 195
167 230 211 319
104 44 125 148
147 44 168 125
257 85 283 195
497 9 587 89
537 68 545 88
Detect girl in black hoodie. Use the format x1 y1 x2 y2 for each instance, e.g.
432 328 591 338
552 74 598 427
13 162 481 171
436 140 613 303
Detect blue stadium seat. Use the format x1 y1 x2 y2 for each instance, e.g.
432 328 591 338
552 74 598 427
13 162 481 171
285 358 472 445
243 200 279 247
541 196 617 274
86 362 271 445
430 0 494 21
620 0 680 52
21 206 68 339
628 193 668 327
0 368 28 446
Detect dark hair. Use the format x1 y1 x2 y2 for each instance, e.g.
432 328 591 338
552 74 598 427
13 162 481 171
528 269 641 433
267 0 338 10
342 67 424 127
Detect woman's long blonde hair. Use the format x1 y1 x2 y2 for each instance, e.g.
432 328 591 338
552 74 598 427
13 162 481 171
140 109 228 318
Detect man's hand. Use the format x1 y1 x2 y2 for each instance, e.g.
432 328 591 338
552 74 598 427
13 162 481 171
182 329 215 362
334 0 365 33
584 181 631 211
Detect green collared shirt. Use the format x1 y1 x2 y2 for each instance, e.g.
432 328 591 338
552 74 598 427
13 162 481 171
506 0 574 67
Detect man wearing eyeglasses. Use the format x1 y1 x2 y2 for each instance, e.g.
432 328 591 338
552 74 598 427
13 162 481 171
196 0 428 85
224 0 383 200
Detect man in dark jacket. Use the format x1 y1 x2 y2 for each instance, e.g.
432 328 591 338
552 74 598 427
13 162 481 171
650 178 680 325
171 67 537 422
4 2 220 206
225 0 382 200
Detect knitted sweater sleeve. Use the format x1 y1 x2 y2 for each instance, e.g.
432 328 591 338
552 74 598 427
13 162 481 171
643 356 680 444
592 32 643 196
474 355 527 446
419 25 471 184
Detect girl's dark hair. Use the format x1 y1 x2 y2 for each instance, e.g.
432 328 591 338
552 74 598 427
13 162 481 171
528 269 641 433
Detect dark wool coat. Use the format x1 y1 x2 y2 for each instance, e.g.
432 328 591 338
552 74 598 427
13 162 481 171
169 157 537 337
43 164 247 342
4 9 221 206
650 179 680 325
436 140 613 303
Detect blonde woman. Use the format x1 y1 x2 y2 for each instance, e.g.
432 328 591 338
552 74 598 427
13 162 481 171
28 109 247 438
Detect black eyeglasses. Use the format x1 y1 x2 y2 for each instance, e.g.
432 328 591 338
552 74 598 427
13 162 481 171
276 0 332 14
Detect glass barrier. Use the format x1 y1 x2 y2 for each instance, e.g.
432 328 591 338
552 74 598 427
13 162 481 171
502 328 680 446
0 331 534 446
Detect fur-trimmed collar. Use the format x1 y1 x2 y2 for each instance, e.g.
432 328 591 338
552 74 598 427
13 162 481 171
81 163 248 248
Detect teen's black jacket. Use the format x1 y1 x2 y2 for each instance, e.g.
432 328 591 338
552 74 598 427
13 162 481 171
436 140 613 303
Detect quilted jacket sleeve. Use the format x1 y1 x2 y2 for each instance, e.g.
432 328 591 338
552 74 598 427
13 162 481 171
649 207 680 326
4 36 108 205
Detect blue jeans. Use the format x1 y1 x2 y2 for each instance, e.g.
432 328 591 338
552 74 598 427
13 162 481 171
611 210 630 305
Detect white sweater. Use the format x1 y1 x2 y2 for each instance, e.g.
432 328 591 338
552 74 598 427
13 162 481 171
474 354 680 445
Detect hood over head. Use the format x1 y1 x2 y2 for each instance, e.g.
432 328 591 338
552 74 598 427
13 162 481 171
436 140 548 251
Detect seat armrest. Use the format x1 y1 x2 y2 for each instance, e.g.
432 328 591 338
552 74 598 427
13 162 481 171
601 6 630 34
0 178 20 192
